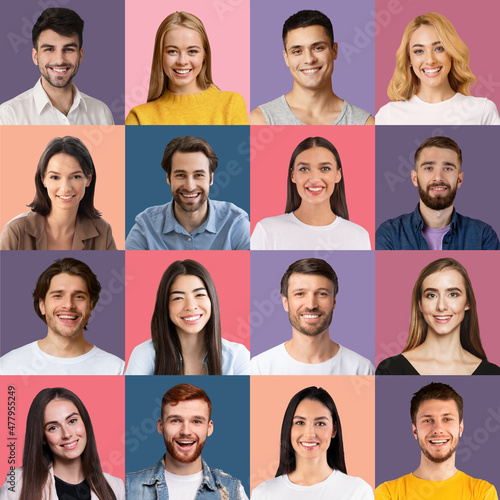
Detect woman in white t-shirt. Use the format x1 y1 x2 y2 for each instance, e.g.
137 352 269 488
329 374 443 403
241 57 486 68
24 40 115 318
251 137 371 250
251 386 373 499
376 13 500 125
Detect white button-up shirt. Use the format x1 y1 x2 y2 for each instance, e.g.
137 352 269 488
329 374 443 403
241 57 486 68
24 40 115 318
0 78 114 125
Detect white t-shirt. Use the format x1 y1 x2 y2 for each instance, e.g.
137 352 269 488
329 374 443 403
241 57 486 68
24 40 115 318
164 469 249 500
251 470 374 500
0 341 125 375
375 93 500 125
251 213 371 250
0 79 114 125
125 338 250 375
250 342 374 375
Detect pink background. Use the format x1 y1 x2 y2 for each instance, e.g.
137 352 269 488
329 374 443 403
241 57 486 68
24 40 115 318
375 251 500 367
0 376 125 480
124 0 250 116
375 0 500 112
125 250 250 363
250 126 375 248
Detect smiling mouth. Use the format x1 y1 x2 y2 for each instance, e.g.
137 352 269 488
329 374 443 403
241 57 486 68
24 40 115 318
57 195 76 200
180 192 200 199
306 186 325 194
300 441 319 449
61 440 78 449
175 439 196 450
422 67 442 75
301 67 322 75
428 185 448 193
49 66 70 74
57 313 79 323
173 69 192 75
429 439 449 445
182 314 202 323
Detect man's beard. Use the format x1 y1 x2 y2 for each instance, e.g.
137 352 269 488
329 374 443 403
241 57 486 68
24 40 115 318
165 437 206 464
288 309 333 337
418 435 458 464
418 180 458 211
172 190 208 213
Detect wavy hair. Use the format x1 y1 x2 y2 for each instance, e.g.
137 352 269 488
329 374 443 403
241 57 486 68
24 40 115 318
147 11 213 102
276 386 346 477
387 13 477 101
151 260 222 375
20 388 116 500
285 137 349 220
28 136 100 218
404 258 486 359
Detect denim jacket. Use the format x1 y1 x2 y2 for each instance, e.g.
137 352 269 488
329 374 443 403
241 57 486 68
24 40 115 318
126 456 246 499
376 204 500 250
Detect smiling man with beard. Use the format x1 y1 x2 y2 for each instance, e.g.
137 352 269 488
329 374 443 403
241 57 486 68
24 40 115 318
126 384 249 499
0 8 114 125
0 258 124 375
376 136 499 250
250 258 374 375
376 383 498 500
125 136 250 250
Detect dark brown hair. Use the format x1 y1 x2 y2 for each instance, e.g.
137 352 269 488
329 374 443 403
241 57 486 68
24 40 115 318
32 8 84 48
414 136 462 168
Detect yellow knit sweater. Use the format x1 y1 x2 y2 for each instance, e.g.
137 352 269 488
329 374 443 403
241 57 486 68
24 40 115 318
125 85 249 125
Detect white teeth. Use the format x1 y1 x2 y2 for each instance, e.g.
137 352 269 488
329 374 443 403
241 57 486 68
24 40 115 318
303 314 320 319
58 195 74 200
430 440 448 444
183 315 201 322
435 316 451 320
307 187 323 192
301 442 318 448
175 70 190 74
62 441 77 448
52 68 68 73
58 315 77 319
423 68 441 74
302 69 320 74
182 193 199 198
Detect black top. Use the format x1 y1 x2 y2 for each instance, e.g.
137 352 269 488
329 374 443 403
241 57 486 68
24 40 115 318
55 475 91 500
376 354 500 375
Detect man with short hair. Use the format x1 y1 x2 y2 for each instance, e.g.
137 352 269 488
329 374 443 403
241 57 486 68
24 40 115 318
125 136 250 250
126 383 249 499
0 8 114 125
376 382 498 499
0 258 124 375
250 10 374 125
376 136 499 250
250 258 374 375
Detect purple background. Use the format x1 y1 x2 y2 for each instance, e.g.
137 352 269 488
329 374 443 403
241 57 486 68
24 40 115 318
0 251 125 358
0 0 125 124
376 376 500 490
250 0 375 115
375 126 500 236
250 250 375 363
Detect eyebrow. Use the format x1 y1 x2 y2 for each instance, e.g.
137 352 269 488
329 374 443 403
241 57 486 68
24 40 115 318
164 44 202 50
423 287 463 294
419 160 457 168
170 287 207 296
412 40 443 48
48 289 88 295
419 412 455 419
288 40 329 51
46 170 84 175
291 287 331 293
40 42 78 49
296 161 334 167
167 414 207 421
171 169 208 174
44 412 79 428
293 415 330 421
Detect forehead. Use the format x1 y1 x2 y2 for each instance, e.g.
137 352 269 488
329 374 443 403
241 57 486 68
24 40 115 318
294 398 332 418
171 151 210 174
285 25 332 49
287 272 334 293
36 29 80 49
416 398 460 419
410 24 440 46
417 147 459 167
421 269 466 291
164 26 204 47
47 273 89 294
163 399 210 419
170 274 207 293
44 399 79 421
46 153 83 173
294 147 337 167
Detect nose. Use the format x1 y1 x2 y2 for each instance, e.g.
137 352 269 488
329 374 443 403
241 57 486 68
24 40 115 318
436 295 448 312
177 51 187 65
305 293 318 310
184 176 196 191
61 424 72 440
179 421 191 436
62 295 76 310
184 295 198 311
425 49 437 65
304 48 318 64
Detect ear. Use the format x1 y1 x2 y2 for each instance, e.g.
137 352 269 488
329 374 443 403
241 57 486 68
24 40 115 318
41 174 47 188
207 420 214 437
459 419 463 437
332 297 337 311
335 167 342 184
283 49 290 68
85 173 92 188
39 298 46 316
157 418 163 435
166 173 171 185
79 47 83 64
290 169 296 184
412 423 418 440
411 170 418 188
418 300 422 313
331 422 337 439
457 171 464 189
32 48 39 66
332 42 338 61
210 172 214 186
281 294 289 313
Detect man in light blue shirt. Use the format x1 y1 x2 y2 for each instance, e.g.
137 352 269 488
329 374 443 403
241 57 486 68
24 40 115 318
126 136 250 250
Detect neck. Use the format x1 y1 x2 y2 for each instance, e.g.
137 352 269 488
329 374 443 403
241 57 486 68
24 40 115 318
164 453 203 476
288 457 333 486
414 454 457 481
38 332 93 358
289 82 337 104
419 201 454 229
293 203 336 226
416 83 455 104
178 330 207 375
45 209 79 233
173 201 209 234
418 329 465 361
53 457 85 484
286 331 338 364
40 78 75 115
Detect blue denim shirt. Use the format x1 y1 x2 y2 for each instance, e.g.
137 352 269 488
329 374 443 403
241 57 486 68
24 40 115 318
126 456 246 499
376 205 500 250
125 199 250 250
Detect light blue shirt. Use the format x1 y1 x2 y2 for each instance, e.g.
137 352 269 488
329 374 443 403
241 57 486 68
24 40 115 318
125 199 250 250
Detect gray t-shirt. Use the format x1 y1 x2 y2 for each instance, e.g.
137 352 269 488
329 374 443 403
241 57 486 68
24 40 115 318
259 95 370 125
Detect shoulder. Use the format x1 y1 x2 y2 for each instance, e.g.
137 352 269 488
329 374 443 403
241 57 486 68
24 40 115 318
221 338 250 375
211 199 248 219
90 348 125 375
252 476 284 496
126 460 160 485
459 472 497 494
342 100 371 125
375 101 400 124
251 344 286 375
126 340 155 375
0 89 33 124
0 343 35 374
250 106 268 125
78 91 113 121
375 355 414 375
103 472 125 497
376 211 414 249
375 474 411 497
135 203 170 223
332 471 373 494
337 217 370 236
125 99 163 124
255 214 292 230
475 360 500 375
337 345 374 375
0 467 24 497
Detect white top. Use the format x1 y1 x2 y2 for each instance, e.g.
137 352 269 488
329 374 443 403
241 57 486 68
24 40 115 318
251 470 374 500
0 341 125 375
251 213 371 250
125 338 250 375
375 93 500 125
0 79 114 125
250 343 374 375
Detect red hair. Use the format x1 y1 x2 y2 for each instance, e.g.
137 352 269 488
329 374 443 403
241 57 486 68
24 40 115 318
161 384 212 419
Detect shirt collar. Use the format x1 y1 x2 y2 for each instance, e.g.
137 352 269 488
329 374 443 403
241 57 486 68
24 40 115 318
163 199 217 235
413 204 457 230
32 78 86 115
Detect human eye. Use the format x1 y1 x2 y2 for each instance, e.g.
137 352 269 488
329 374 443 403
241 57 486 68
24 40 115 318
72 174 83 179
49 175 60 180
315 421 326 426
194 173 205 178
188 49 199 55
425 292 437 299
318 291 329 297
47 425 58 432
314 44 326 51
291 49 301 55
298 166 309 172
435 45 445 52
293 420 304 425
413 48 423 55
448 292 459 298
321 166 331 171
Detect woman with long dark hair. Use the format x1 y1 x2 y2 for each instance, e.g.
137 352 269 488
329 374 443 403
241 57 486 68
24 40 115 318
376 258 500 375
0 136 116 250
376 13 500 125
0 387 124 500
126 259 250 375
251 386 373 499
251 137 370 250
125 11 248 125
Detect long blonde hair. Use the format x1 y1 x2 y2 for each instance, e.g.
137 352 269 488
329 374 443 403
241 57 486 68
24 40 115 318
147 11 213 102
387 13 477 101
